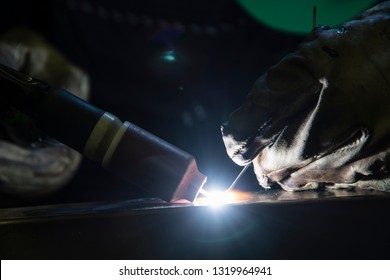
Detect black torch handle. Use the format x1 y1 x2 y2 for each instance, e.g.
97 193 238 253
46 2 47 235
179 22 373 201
0 63 206 202
0 63 105 152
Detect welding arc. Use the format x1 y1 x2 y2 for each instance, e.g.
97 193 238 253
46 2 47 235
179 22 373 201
198 188 209 196
227 163 251 191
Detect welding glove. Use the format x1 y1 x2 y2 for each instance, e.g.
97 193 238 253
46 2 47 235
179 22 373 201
0 28 89 197
222 1 390 192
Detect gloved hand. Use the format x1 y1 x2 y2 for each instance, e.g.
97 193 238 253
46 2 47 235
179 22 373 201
222 1 390 192
0 28 89 197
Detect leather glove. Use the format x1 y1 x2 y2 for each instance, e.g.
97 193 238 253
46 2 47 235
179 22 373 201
0 28 89 197
222 1 390 192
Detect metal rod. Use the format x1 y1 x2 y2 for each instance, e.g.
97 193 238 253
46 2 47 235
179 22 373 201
313 6 317 29
227 163 251 191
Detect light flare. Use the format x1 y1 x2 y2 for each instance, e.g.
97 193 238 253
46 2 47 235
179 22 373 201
195 188 251 207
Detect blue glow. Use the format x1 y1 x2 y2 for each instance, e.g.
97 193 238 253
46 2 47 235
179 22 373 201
160 51 176 63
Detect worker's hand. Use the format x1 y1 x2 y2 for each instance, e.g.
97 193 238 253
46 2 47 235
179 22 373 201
222 2 390 192
0 28 89 197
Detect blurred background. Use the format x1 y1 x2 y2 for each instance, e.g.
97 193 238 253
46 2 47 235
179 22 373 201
0 0 377 206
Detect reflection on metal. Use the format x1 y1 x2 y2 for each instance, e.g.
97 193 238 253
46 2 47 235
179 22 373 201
195 188 390 207
0 189 388 224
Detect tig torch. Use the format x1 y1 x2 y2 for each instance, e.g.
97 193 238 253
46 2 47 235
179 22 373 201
0 63 206 203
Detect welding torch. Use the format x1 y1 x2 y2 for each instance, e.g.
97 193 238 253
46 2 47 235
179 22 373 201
0 63 206 203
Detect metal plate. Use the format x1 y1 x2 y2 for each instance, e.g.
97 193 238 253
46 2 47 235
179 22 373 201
1 189 390 259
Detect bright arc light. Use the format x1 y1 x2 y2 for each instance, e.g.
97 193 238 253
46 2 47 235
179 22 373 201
196 189 236 207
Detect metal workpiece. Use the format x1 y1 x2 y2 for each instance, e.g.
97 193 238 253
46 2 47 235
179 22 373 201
0 189 389 259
